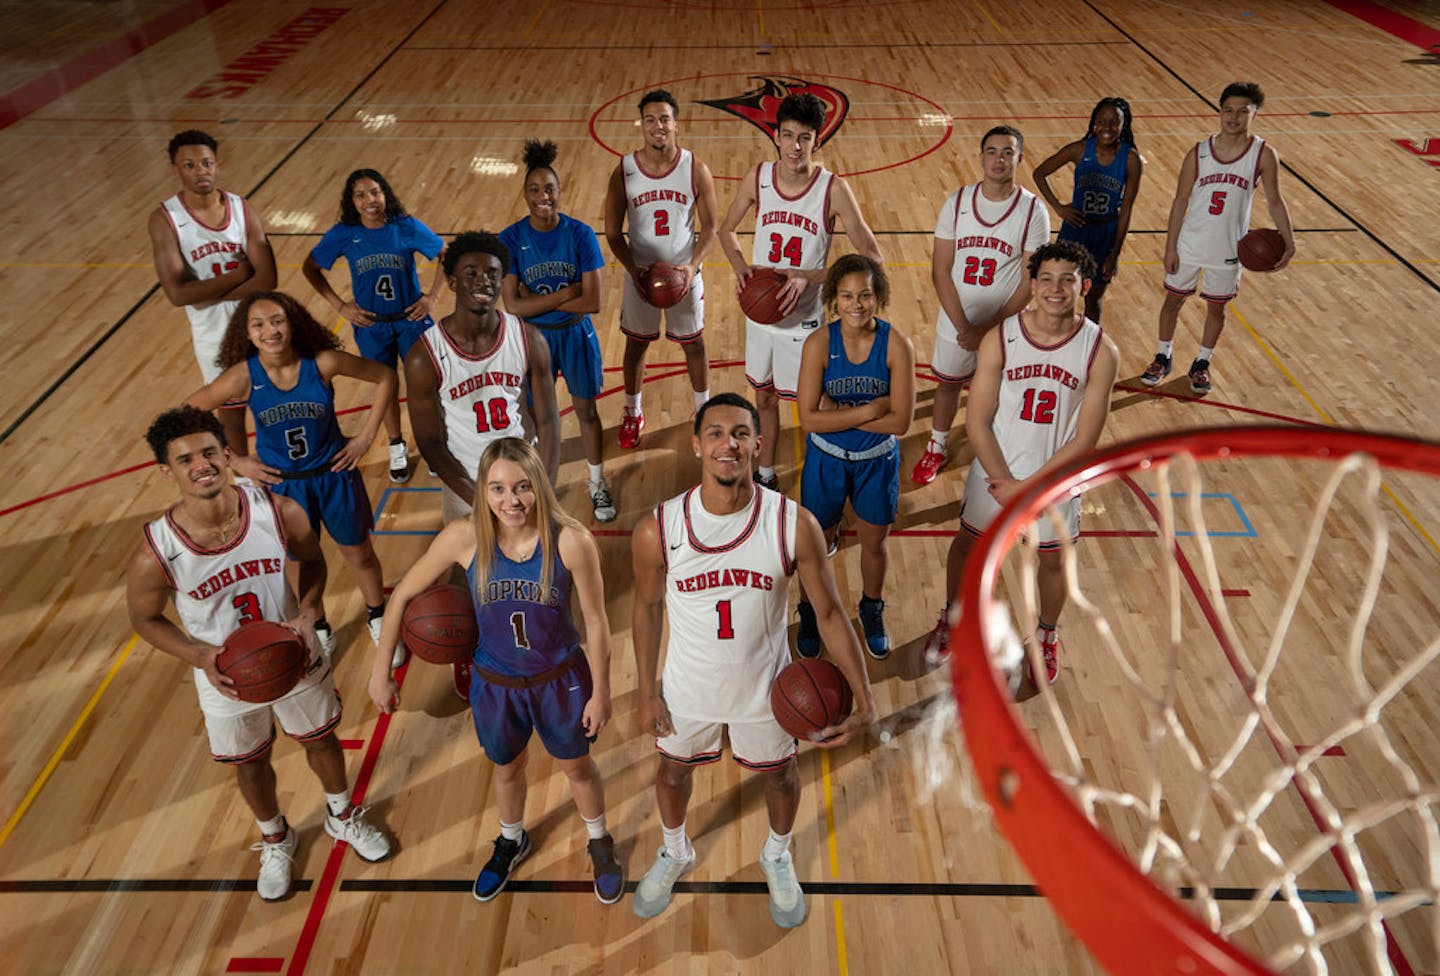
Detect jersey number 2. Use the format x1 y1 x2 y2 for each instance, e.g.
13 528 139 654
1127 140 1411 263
474 398 512 433
653 211 670 237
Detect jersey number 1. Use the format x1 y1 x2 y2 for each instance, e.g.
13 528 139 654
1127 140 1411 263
715 599 735 640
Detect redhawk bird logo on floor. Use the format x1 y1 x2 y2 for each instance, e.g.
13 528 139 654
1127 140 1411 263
697 76 849 148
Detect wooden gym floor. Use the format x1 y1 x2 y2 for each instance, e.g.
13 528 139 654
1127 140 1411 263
1 1 1437 973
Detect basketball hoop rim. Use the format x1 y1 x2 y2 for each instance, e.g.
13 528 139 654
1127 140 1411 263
950 425 1440 976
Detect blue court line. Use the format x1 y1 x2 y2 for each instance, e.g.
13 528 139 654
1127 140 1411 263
1146 492 1257 538
372 485 441 537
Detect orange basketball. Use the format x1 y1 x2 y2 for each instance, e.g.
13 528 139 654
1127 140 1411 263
738 268 789 325
401 583 478 665
639 262 689 308
771 658 853 740
1237 228 1287 272
218 620 307 704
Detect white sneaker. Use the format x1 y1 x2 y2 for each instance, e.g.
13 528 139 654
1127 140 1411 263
315 622 336 660
252 824 298 901
632 846 693 918
388 441 411 483
759 849 807 928
589 479 617 523
368 615 406 668
325 805 392 863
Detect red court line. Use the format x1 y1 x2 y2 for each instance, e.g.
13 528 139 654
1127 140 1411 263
0 0 236 130
1295 745 1348 757
226 959 284 974
339 739 365 750
1221 588 1251 597
1323 0 1440 50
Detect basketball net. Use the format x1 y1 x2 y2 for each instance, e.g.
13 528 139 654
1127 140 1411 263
951 426 1440 975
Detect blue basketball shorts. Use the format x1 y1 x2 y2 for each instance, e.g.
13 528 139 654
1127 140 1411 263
271 467 373 546
539 317 604 401
352 317 431 370
469 654 593 766
1058 221 1119 278
800 440 900 529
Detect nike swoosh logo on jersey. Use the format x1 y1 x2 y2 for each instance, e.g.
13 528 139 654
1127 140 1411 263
253 383 266 390
669 542 682 550
567 685 580 692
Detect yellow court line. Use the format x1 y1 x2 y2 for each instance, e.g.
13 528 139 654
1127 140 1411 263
834 900 850 976
756 0 766 38
0 635 138 849
524 0 552 36
971 0 1002 32
1235 305 1440 557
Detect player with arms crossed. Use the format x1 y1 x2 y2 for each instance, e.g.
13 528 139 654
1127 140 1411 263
405 231 561 698
794 255 915 661
922 241 1119 686
500 140 615 522
126 407 390 902
303 169 446 482
1033 97 1144 323
1142 81 1294 396
913 125 1051 486
719 94 883 491
603 89 720 447
185 291 397 663
370 438 623 905
148 130 277 454
630 393 875 927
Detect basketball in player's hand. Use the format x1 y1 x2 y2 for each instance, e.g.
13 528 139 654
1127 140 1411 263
1237 228 1287 272
738 268 790 325
218 620 307 703
771 658 853 740
639 262 689 308
401 584 478 665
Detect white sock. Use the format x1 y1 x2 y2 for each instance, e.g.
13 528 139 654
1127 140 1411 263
928 428 949 450
1197 345 1215 363
762 829 791 862
257 814 286 838
625 393 641 412
582 812 608 840
662 821 694 861
325 791 351 817
500 819 525 842
587 462 604 486
693 389 710 412
1158 340 1174 358
757 465 776 482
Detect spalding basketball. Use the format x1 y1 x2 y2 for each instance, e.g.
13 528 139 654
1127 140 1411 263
738 268 789 325
639 262 689 309
218 620 307 704
1237 228 1287 272
401 584 478 665
771 659 853 740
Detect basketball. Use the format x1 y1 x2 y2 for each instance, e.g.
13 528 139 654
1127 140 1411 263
401 583 478 665
770 659 853 740
738 267 789 325
639 262 689 309
217 621 307 704
1237 228 1287 272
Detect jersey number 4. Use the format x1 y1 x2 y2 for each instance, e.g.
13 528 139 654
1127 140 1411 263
375 273 396 302
1020 388 1058 425
474 398 512 433
962 256 997 286
766 234 804 267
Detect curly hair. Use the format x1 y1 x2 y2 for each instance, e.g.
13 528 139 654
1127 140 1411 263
338 168 408 225
1027 240 1097 280
522 139 559 178
145 406 225 464
443 231 509 277
822 254 890 312
216 291 341 369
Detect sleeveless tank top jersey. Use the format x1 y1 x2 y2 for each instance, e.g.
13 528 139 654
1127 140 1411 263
466 528 580 677
623 148 698 268
246 356 347 474
1177 136 1266 269
750 161 834 329
419 312 529 481
814 318 894 455
939 183 1044 328
161 191 249 324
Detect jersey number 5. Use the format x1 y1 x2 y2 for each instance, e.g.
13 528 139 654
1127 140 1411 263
1207 190 1226 216
766 234 804 267
474 398 512 433
962 256 996 287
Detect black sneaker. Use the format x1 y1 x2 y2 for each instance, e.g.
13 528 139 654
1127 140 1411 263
1140 354 1172 387
796 600 820 658
753 469 780 492
858 596 890 660
473 831 531 902
587 834 625 905
1188 358 1212 395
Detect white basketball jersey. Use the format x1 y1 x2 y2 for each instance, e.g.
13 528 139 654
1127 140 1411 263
937 184 1045 328
657 485 797 723
162 191 249 322
420 312 529 481
987 312 1104 480
750 162 834 328
142 485 302 715
1177 136 1265 269
624 149 698 267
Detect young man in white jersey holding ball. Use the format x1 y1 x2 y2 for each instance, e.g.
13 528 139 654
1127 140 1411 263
719 94 883 491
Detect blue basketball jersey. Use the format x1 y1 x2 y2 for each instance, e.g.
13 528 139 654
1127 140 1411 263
467 530 580 677
247 356 347 473
1068 137 1131 222
309 216 444 319
498 214 605 328
820 318 893 454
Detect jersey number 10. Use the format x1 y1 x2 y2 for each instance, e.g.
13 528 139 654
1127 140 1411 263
474 398 512 433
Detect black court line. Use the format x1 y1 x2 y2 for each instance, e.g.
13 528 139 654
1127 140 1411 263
407 41 1134 52
0 2 449 449
0 877 1398 904
1084 0 1440 296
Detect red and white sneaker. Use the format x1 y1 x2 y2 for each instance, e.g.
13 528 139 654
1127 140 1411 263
618 409 645 450
911 443 946 485
922 607 952 660
453 662 472 701
1026 629 1059 686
